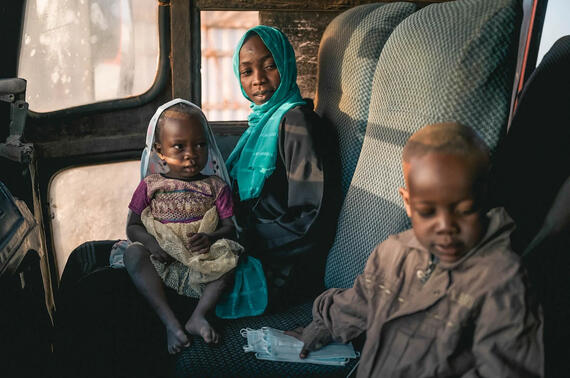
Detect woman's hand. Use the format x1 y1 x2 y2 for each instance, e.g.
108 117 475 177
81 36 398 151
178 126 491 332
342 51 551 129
187 233 211 254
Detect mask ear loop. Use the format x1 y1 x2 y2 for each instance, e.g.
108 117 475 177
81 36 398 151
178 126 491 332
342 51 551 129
241 328 261 353
240 328 251 338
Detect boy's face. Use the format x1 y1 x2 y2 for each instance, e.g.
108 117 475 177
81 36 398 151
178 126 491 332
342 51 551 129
238 34 281 105
156 114 208 179
399 153 487 263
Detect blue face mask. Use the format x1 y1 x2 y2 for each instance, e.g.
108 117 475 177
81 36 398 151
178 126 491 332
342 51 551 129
241 327 359 366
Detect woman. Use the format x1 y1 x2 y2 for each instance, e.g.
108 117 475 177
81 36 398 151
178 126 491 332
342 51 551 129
226 25 338 310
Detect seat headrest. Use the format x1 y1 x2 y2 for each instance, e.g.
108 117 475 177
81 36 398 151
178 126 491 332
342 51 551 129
315 2 418 198
325 0 521 289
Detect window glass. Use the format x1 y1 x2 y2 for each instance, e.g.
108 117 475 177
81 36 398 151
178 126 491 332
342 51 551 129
536 0 570 65
201 11 258 121
19 0 159 113
49 161 139 277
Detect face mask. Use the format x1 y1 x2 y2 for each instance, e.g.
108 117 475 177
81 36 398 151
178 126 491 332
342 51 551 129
241 327 359 366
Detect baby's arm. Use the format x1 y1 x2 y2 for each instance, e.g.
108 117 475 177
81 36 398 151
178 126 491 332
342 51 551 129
187 180 237 254
207 217 235 241
126 210 172 263
187 217 235 254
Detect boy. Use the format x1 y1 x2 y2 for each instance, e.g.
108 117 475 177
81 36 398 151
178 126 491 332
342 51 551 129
288 123 543 377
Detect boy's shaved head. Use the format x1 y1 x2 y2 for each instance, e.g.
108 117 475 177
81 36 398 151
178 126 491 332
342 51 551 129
402 122 490 187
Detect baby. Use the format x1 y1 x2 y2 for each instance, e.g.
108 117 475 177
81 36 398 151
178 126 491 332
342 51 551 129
288 123 544 377
123 100 242 354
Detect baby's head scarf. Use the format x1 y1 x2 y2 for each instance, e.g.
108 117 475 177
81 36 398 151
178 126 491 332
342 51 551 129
226 25 305 201
140 98 230 185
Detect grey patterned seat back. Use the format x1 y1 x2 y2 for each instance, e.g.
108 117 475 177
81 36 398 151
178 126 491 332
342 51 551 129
315 2 418 198
325 0 521 289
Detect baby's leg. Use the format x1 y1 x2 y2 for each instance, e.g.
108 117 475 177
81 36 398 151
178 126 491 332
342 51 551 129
123 244 189 354
185 272 233 344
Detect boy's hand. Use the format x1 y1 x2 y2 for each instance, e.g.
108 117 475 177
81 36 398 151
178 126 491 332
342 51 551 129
149 246 172 263
187 233 211 254
285 326 331 359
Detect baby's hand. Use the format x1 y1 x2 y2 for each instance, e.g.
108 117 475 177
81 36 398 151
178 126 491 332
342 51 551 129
149 246 172 263
187 233 211 254
285 325 331 359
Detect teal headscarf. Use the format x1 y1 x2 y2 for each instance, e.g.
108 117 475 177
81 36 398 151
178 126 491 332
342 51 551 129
226 25 305 201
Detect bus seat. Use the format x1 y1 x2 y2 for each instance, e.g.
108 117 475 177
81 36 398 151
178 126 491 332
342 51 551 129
315 2 418 198
490 35 570 378
325 0 521 290
57 239 119 300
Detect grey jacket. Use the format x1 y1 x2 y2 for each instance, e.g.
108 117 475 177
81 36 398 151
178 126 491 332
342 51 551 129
302 208 543 377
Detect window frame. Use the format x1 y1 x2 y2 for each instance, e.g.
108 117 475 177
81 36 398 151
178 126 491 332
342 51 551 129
191 6 251 135
507 0 549 123
21 0 170 120
522 0 549 80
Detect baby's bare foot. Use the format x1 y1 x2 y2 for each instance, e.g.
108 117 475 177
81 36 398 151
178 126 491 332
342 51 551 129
167 326 190 354
185 313 219 344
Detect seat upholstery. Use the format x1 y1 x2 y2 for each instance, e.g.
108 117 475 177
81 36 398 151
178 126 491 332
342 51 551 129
176 302 359 377
325 0 521 289
315 2 418 198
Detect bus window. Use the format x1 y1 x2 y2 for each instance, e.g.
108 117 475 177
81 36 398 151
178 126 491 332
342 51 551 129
201 11 258 121
536 0 570 65
18 0 159 113
49 160 139 276
199 10 334 122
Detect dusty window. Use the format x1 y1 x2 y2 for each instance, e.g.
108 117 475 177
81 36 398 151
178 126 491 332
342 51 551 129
201 11 259 121
536 0 570 65
49 161 139 277
18 0 159 113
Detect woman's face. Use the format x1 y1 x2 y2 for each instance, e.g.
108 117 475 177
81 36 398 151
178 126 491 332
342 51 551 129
238 34 281 105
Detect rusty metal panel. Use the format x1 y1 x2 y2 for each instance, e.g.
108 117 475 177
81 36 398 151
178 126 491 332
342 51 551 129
171 0 192 100
260 11 341 100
